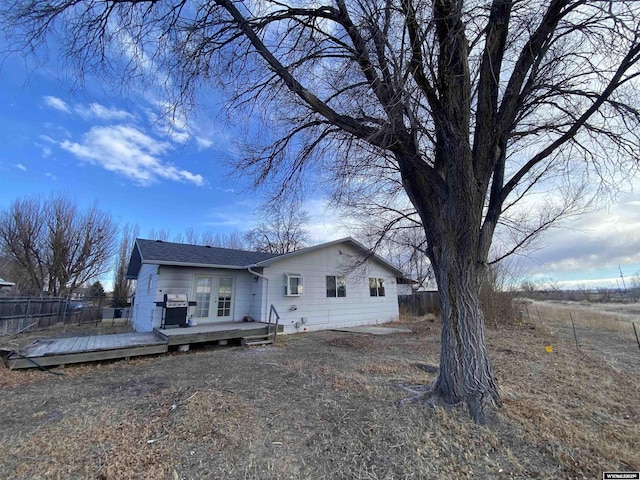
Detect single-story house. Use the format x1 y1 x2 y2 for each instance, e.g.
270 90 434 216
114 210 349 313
126 237 407 334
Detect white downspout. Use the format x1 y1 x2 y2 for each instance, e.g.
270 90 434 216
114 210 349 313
248 267 269 323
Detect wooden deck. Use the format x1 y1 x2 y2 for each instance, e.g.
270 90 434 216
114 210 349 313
155 322 281 346
4 333 168 370
3 322 282 370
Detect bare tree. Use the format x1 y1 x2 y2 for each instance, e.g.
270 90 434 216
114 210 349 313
370 225 433 291
147 228 171 242
113 223 139 307
184 227 200 245
0 194 118 296
0 196 47 294
4 0 640 422
46 196 118 296
145 227 250 249
208 231 248 250
244 202 310 254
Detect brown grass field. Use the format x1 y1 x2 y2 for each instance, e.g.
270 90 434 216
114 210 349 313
0 306 638 479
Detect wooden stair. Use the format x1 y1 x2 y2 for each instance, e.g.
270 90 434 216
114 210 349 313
241 332 276 346
242 305 280 346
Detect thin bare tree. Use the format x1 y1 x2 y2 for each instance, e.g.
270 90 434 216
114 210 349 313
0 196 47 294
147 228 172 242
4 0 640 422
113 223 139 307
244 202 310 254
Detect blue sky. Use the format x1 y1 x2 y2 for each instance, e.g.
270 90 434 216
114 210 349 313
0 52 346 243
1 47 639 290
1 56 252 234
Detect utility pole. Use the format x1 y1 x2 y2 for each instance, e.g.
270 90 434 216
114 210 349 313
619 265 628 300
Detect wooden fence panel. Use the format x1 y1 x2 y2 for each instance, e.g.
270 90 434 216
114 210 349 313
399 292 440 316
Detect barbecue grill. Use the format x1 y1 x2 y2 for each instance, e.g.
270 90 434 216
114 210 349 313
158 293 194 328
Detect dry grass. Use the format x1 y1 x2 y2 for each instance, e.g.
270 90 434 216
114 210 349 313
1 311 638 479
530 300 638 334
490 324 640 477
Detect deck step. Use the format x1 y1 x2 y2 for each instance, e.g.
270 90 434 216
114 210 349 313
241 333 275 346
242 339 274 346
242 334 273 340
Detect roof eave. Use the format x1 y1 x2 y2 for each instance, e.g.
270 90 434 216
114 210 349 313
142 260 249 270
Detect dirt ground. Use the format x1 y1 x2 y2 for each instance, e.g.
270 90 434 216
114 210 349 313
1 313 638 479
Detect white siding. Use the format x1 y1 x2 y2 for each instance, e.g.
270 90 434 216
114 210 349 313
131 264 159 332
131 242 401 334
156 266 255 327
248 270 267 322
132 265 257 331
263 243 399 333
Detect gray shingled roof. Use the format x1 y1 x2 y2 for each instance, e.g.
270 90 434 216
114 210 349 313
126 237 407 280
126 239 281 278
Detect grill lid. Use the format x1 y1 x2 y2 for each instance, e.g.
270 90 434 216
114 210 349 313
165 293 188 307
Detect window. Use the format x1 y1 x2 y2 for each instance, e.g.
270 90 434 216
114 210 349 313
327 275 346 297
369 278 385 297
285 273 303 296
216 277 234 317
195 276 212 317
147 274 152 294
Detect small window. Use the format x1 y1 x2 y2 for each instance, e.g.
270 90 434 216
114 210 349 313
147 274 152 294
369 278 385 297
327 275 346 297
285 273 303 296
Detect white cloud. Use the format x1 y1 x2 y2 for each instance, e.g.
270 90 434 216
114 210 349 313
36 134 56 157
42 124 72 139
520 189 640 280
16 163 26 171
43 96 70 113
45 172 57 181
39 134 56 143
196 137 214 150
60 124 205 186
43 96 134 122
74 103 135 122
145 104 191 144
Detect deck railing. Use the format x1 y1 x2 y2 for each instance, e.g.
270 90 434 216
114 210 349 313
267 304 280 342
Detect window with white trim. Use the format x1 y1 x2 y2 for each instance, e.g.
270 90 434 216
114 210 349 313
369 278 385 297
285 273 303 296
326 275 346 297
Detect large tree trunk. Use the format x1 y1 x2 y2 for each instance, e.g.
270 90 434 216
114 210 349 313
428 243 501 424
397 151 501 423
